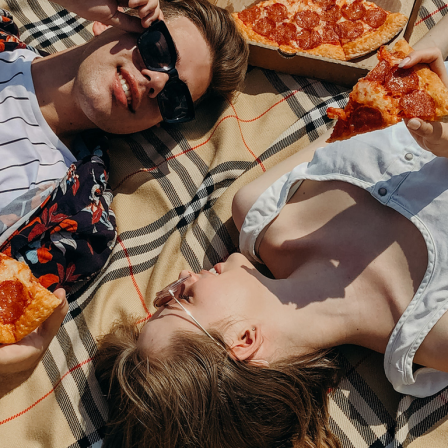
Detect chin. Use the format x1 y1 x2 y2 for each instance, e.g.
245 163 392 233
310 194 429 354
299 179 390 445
81 103 161 134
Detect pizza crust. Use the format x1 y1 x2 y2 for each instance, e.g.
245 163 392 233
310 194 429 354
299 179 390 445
233 0 408 64
343 13 408 59
326 39 448 142
0 253 62 344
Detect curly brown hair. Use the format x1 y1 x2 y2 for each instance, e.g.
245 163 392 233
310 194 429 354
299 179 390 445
95 317 342 448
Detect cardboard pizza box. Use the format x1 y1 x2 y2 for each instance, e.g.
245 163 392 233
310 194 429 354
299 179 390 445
212 0 422 86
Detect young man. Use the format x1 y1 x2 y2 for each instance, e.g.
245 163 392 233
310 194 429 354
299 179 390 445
0 0 248 392
0 0 248 210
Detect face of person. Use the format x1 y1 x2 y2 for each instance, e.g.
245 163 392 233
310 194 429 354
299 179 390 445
73 17 212 134
138 253 269 355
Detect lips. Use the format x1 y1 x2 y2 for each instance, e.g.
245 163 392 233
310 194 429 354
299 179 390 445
116 68 141 112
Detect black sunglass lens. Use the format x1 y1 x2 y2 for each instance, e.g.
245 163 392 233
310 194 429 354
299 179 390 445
159 84 193 122
139 30 173 70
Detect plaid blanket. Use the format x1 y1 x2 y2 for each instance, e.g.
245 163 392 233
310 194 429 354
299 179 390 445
0 0 447 447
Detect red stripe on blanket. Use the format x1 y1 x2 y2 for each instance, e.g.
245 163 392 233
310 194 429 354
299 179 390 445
114 87 310 190
415 4 448 25
0 357 93 425
117 235 150 317
229 101 266 172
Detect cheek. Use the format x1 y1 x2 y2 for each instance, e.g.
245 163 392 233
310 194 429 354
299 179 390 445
74 63 111 117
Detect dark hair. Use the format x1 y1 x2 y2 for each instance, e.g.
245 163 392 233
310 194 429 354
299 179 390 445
159 0 249 101
96 318 342 448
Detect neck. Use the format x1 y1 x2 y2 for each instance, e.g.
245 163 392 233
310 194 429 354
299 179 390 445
31 44 95 149
261 275 362 358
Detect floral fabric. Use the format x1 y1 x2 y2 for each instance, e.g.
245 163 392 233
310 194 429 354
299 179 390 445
0 12 117 294
0 9 40 54
1 152 116 293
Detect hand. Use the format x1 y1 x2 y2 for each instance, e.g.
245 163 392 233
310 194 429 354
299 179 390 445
405 118 448 158
0 289 68 379
398 47 448 88
53 0 162 33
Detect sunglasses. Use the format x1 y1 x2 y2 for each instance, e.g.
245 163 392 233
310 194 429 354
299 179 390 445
137 20 195 124
154 274 225 349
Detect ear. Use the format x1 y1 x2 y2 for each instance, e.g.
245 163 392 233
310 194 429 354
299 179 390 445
229 326 266 365
92 21 112 36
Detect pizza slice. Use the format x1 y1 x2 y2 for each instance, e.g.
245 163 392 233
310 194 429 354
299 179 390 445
326 39 448 143
233 0 408 61
0 253 62 344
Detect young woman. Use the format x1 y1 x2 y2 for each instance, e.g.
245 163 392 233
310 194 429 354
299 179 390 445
96 21 448 448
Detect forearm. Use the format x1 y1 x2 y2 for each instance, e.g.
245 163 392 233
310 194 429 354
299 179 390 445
412 14 448 59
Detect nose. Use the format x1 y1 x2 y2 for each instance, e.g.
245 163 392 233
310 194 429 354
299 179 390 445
142 69 169 98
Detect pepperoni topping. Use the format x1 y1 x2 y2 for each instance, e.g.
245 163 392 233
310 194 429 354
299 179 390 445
321 5 341 22
351 105 384 132
296 29 322 49
264 3 288 21
336 20 364 41
238 6 260 25
363 8 387 28
253 17 276 38
330 118 351 140
314 0 337 8
384 67 419 94
272 22 297 45
399 90 436 120
0 280 30 325
294 10 320 29
342 1 366 20
365 60 391 83
321 24 340 44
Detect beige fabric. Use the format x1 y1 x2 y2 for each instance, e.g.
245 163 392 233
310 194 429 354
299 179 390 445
0 0 447 446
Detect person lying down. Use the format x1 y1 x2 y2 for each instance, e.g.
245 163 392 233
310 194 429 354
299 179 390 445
95 35 448 448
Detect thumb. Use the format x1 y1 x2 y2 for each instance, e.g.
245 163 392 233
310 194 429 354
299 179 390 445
104 10 145 33
406 118 439 140
38 289 68 345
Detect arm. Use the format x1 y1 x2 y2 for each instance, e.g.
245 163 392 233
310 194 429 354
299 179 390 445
0 289 67 398
51 0 162 33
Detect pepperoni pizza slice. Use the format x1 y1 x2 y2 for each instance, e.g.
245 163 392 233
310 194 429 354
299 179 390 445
233 0 408 61
0 253 62 344
326 40 448 143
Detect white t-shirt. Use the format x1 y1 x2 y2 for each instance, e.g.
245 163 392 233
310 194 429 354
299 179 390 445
0 49 75 211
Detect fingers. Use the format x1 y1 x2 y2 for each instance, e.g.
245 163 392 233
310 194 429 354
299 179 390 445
105 9 146 33
399 48 448 88
123 0 162 28
405 118 443 140
139 4 162 28
38 289 68 348
0 290 68 375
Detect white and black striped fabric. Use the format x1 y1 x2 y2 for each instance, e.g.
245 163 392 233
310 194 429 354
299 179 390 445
0 48 74 210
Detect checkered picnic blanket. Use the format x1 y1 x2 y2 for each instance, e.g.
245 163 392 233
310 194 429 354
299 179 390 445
0 0 447 447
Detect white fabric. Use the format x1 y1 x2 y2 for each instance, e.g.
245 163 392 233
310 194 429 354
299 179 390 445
0 49 75 211
240 121 448 398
